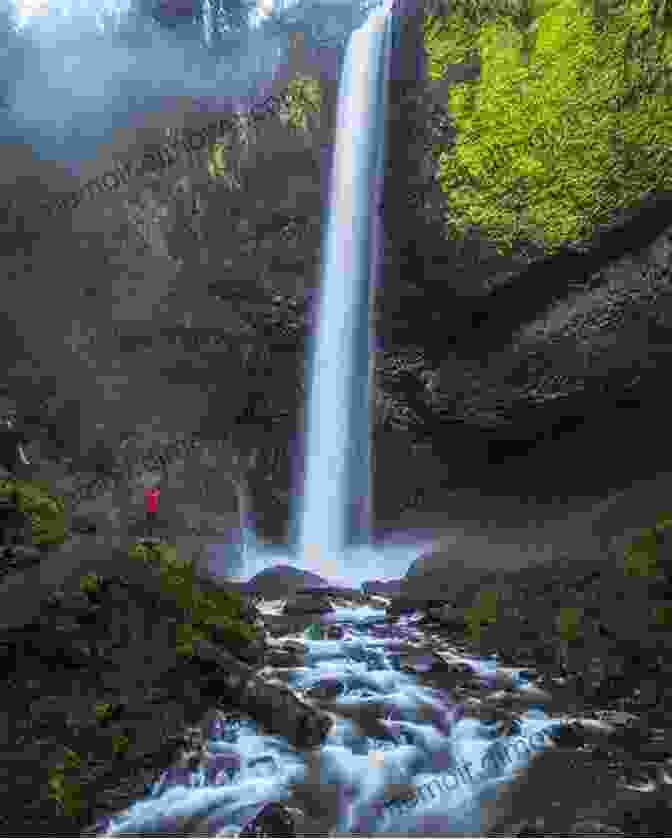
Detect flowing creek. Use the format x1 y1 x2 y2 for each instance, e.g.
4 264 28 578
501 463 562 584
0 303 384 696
88 599 564 837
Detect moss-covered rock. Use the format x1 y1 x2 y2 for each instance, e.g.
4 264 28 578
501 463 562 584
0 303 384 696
127 540 258 659
0 479 66 548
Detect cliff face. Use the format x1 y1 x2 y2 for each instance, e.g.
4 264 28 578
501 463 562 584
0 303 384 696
372 5 672 520
3 2 671 546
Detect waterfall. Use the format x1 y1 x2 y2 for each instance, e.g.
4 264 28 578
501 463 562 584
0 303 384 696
296 3 394 578
218 0 435 588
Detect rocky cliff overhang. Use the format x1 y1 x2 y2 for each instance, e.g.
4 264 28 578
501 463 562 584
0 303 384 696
373 188 672 499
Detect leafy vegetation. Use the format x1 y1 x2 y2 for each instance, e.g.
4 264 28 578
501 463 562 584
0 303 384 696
79 572 102 597
623 511 672 577
46 749 82 818
128 541 256 657
280 75 322 133
93 702 114 725
0 479 65 547
111 733 130 757
465 587 498 639
424 0 672 253
557 606 580 641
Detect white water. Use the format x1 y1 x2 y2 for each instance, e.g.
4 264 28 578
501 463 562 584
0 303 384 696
296 3 392 567
87 6 560 837
93 605 558 836
213 0 430 588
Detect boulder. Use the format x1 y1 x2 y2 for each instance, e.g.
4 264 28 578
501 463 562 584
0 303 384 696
361 579 403 597
192 639 332 749
243 565 329 598
283 592 334 616
433 603 467 629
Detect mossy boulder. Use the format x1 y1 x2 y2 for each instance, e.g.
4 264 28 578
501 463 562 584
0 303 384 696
127 541 259 659
0 479 66 548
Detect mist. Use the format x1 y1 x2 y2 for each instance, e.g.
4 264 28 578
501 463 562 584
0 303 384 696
0 0 305 168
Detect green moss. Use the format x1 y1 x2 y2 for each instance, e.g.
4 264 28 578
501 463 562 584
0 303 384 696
464 588 499 639
624 525 659 577
424 0 672 253
653 605 672 626
557 606 580 640
111 733 129 757
47 773 82 818
282 75 322 132
0 479 66 547
128 541 257 654
93 702 114 724
79 573 101 597
47 749 83 818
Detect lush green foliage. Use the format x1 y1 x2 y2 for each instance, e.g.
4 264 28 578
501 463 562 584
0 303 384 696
128 541 256 657
46 749 82 818
424 0 672 253
0 479 66 547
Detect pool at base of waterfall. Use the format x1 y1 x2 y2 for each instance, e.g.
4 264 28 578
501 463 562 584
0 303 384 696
86 601 563 838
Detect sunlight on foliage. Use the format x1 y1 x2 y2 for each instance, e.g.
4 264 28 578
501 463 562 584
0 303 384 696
424 0 672 253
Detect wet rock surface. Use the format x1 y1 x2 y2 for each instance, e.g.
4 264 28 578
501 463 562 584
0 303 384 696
0 547 275 837
283 591 335 616
51 589 670 838
1 537 670 838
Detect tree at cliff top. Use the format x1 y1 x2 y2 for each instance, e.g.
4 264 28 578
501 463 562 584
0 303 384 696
424 0 672 254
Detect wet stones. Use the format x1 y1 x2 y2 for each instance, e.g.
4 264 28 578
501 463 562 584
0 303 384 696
282 592 334 616
304 677 346 702
265 647 305 668
191 639 332 749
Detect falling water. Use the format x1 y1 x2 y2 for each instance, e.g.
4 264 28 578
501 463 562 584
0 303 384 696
296 2 394 575
85 8 561 836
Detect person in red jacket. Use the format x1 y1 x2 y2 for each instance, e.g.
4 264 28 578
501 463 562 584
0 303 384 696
143 477 161 540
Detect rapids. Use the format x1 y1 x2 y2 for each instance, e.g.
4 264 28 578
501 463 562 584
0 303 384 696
89 601 560 837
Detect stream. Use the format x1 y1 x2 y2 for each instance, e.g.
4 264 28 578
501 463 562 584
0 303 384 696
87 599 562 837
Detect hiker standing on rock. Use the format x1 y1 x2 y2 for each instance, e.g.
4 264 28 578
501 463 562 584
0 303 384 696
143 476 161 541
